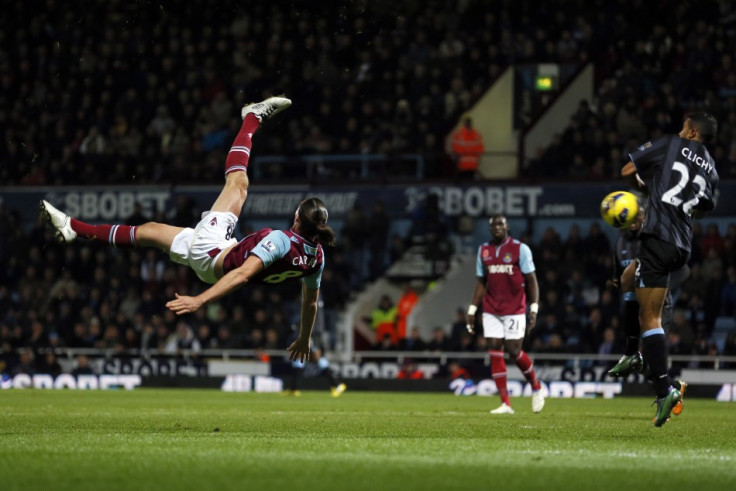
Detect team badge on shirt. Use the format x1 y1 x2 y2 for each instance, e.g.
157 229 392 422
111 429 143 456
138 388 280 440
503 253 513 263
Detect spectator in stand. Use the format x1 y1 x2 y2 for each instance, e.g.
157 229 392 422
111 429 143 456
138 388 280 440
447 360 471 381
723 234 736 270
318 268 348 350
564 224 585 258
122 327 140 350
37 351 63 377
720 267 736 317
668 330 687 370
249 329 265 350
397 359 424 379
450 115 484 180
264 328 281 351
704 265 725 332
0 324 14 353
215 325 241 350
376 334 398 351
701 246 724 280
597 327 620 365
427 327 451 352
71 354 96 376
454 332 477 352
723 332 736 369
536 333 567 355
370 295 398 346
341 203 368 289
399 327 427 352
450 307 474 349
700 223 725 258
27 321 50 353
689 332 719 369
11 349 36 375
170 322 201 355
68 323 90 348
388 233 407 264
366 201 391 281
396 283 419 342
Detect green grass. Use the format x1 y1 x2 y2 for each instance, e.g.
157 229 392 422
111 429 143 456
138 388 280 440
1 390 735 491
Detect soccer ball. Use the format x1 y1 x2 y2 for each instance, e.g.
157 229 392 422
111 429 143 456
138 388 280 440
600 191 639 228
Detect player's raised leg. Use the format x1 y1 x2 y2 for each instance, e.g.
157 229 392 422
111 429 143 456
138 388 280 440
209 96 292 216
40 200 182 252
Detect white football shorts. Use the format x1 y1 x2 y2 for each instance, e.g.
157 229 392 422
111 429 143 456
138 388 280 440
482 313 527 340
169 211 238 284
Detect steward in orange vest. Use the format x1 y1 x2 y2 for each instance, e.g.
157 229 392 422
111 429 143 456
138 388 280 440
451 117 484 175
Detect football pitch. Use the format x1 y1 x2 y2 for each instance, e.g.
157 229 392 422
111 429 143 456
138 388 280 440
1 389 735 491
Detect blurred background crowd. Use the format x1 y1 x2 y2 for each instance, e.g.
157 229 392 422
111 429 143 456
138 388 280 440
2 0 736 375
3 201 736 375
3 0 736 185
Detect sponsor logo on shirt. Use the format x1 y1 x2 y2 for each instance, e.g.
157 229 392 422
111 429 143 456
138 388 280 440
638 141 652 151
487 264 514 275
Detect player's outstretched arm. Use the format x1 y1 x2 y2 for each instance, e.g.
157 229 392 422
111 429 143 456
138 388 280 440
288 284 320 362
166 255 265 314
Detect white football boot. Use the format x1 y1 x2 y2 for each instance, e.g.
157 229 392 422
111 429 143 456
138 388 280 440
490 403 515 414
40 200 77 243
532 389 545 413
241 96 292 122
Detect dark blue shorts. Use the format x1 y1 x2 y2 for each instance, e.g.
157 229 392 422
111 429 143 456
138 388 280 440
634 234 689 288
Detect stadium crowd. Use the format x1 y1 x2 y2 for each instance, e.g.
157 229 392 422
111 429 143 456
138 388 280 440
2 197 736 375
3 1 736 185
3 0 736 375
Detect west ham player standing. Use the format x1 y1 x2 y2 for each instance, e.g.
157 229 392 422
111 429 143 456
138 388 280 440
466 215 544 414
40 97 336 363
621 112 719 427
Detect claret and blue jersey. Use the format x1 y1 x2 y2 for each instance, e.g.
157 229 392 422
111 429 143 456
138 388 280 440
222 228 324 288
476 236 535 316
